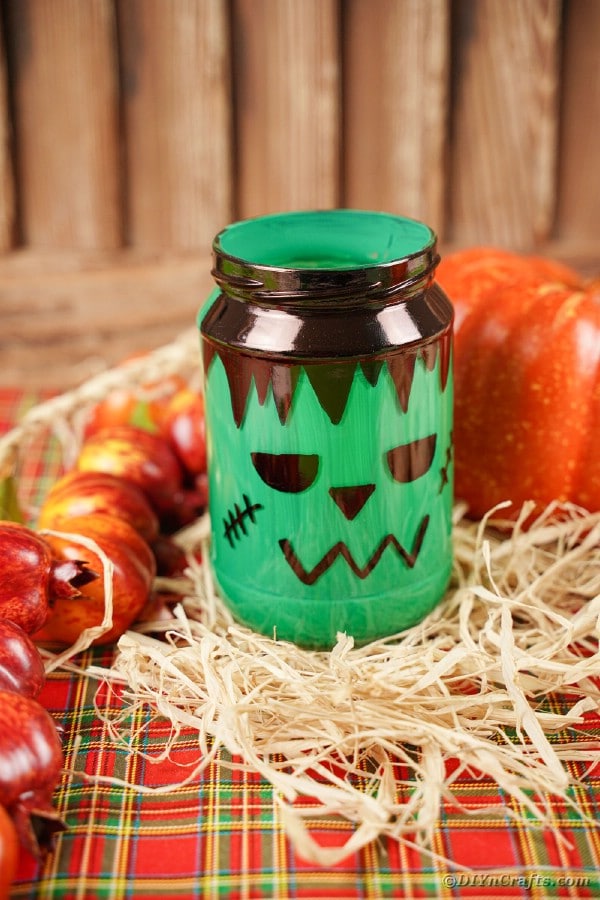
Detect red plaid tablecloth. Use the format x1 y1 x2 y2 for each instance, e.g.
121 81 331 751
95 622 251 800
2 388 600 900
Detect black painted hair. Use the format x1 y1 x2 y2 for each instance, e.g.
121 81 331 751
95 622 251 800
203 333 452 429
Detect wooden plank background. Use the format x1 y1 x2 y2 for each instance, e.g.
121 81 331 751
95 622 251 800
0 0 598 388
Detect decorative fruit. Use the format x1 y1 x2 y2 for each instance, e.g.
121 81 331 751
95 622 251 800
436 248 599 518
35 514 156 646
152 387 207 477
83 387 150 437
0 804 18 900
75 425 184 516
150 534 202 577
0 621 46 698
76 424 206 527
38 470 159 542
0 689 65 857
0 522 97 634
82 375 188 439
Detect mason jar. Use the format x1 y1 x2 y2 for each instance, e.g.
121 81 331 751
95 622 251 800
199 209 454 649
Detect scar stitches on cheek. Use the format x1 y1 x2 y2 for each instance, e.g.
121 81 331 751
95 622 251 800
223 494 264 548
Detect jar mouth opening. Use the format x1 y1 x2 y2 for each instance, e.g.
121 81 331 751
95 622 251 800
214 209 436 273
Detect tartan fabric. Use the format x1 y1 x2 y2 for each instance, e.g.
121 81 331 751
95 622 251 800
2 388 600 900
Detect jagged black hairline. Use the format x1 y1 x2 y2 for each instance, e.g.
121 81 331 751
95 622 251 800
205 336 451 429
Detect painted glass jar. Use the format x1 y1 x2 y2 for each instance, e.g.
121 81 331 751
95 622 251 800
199 210 454 649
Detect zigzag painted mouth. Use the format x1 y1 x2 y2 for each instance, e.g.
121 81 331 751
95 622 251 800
278 515 429 586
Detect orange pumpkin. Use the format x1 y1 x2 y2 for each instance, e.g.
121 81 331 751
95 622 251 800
436 248 600 519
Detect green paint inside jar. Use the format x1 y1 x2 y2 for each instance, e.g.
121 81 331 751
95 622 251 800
217 209 435 270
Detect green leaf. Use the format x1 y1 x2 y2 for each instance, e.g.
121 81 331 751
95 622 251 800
0 474 25 523
130 400 159 433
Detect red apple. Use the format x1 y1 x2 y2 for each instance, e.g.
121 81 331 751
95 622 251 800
76 425 184 516
38 471 159 542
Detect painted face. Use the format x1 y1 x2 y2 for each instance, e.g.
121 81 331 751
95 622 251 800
203 338 453 648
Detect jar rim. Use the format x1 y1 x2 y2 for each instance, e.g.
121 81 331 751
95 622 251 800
214 209 436 270
212 210 438 305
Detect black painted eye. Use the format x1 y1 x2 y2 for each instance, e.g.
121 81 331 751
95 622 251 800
251 452 319 493
386 434 437 483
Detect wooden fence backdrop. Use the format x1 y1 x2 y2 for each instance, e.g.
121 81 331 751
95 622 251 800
0 0 598 387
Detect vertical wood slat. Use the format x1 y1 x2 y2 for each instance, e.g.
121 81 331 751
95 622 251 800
448 0 561 248
4 0 121 249
343 0 450 237
118 0 232 251
555 0 600 243
0 15 15 251
0 0 598 263
233 0 340 219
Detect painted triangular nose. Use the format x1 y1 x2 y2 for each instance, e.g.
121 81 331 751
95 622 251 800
328 484 376 520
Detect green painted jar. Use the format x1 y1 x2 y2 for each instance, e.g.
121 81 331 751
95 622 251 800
199 210 454 649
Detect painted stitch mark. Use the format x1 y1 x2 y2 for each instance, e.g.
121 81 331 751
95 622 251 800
223 494 264 548
439 434 453 494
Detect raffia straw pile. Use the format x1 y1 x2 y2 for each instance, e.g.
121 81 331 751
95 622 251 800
1 330 599 866
97 502 600 864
